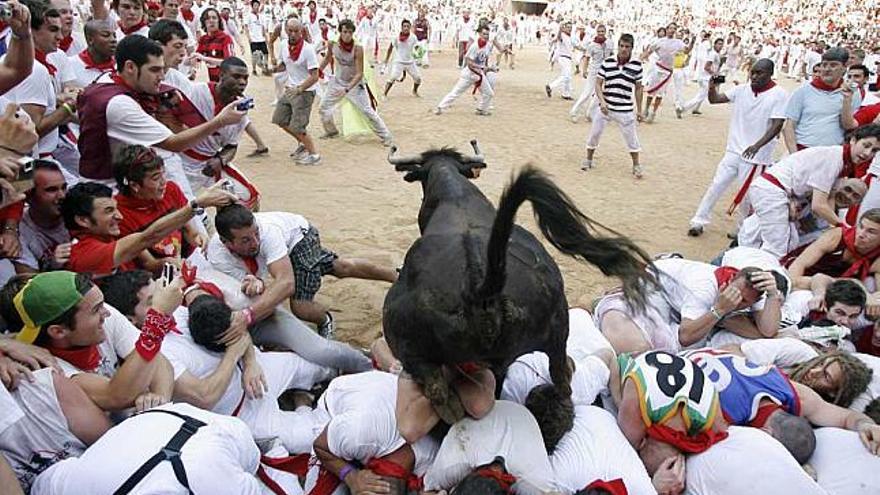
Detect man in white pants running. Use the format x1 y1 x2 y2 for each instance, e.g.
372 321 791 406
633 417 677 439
583 33 645 179
677 37 724 117
317 19 393 146
381 19 422 98
569 24 614 123
687 59 788 237
545 21 574 100
435 24 497 116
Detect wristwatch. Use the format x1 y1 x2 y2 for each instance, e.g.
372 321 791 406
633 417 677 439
189 199 204 215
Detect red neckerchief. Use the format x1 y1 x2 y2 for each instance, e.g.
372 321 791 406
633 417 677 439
399 32 410 42
645 423 728 454
288 37 305 61
221 11 229 21
242 256 259 275
842 142 856 178
751 79 776 97
477 37 488 49
338 39 354 52
59 34 74 52
714 266 740 289
474 467 516 492
79 50 115 71
594 35 606 44
180 7 194 22
463 15 470 22
35 50 57 76
118 19 148 35
321 25 329 40
110 72 138 93
0 20 7 32
208 82 226 115
309 10 317 23
579 31 585 40
748 403 782 428
365 459 423 491
841 224 880 279
810 76 842 92
586 479 628 495
47 344 101 372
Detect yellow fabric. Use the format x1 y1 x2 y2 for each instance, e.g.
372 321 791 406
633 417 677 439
673 52 688 69
13 285 39 344
341 38 379 137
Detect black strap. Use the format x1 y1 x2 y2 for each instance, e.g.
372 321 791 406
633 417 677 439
113 410 207 495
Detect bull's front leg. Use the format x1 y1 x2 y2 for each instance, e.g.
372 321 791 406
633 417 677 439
406 361 466 425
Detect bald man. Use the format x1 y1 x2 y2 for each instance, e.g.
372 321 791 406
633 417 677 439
271 17 321 165
68 20 117 87
687 59 789 237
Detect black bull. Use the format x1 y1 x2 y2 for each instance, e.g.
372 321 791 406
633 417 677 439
382 141 654 424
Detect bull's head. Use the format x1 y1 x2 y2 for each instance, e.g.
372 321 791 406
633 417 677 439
388 140 487 182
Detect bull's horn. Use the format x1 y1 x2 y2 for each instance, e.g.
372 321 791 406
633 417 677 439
387 145 424 167
463 139 485 164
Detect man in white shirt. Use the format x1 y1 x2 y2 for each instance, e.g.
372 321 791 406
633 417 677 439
67 19 116 88
595 258 781 354
51 0 85 55
569 23 613 123
677 37 723 117
381 19 421 98
245 0 269 75
454 9 475 68
642 23 692 122
545 21 573 100
271 17 320 165
435 24 497 116
423 400 555 495
687 58 788 237
208 204 396 339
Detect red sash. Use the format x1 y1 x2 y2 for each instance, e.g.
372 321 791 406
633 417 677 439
646 62 673 94
727 164 767 215
760 172 787 193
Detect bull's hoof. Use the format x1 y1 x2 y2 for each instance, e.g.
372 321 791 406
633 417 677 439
433 393 466 424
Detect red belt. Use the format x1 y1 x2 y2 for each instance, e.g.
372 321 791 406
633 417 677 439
183 149 215 162
727 163 767 215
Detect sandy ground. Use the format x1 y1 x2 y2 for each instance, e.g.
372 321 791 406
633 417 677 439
230 46 789 347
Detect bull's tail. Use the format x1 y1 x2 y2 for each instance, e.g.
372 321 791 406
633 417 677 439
478 166 656 310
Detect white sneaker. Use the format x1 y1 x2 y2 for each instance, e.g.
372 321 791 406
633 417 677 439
296 153 322 165
645 112 655 123
580 158 593 170
433 107 442 115
290 144 307 159
569 114 578 124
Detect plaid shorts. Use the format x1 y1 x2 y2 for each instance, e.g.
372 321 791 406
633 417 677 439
290 226 338 301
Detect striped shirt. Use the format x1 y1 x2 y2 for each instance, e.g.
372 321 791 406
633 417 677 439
598 56 643 112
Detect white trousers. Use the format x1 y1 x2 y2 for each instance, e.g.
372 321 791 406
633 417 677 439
389 61 422 84
737 179 793 257
570 70 599 118
319 79 392 141
438 71 495 112
690 152 763 228
672 70 686 108
681 78 709 112
586 107 641 153
548 56 573 97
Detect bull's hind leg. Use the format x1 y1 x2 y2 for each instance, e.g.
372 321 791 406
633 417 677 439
409 362 466 425
546 307 573 400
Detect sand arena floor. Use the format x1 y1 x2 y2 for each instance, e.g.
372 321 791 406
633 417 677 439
231 45 793 346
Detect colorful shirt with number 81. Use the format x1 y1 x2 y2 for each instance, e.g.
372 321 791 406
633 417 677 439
619 350 720 436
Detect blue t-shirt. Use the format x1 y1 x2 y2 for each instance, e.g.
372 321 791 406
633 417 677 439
785 81 861 147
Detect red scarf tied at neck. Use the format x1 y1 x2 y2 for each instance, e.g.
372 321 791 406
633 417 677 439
594 35 606 44
180 7 194 22
59 34 73 52
585 479 628 495
338 39 354 52
321 25 329 40
463 15 470 22
714 266 740 288
841 142 871 179
477 37 488 49
48 344 101 372
810 76 842 92
288 37 305 61
365 459 423 491
751 79 776 97
79 50 115 71
118 19 148 35
309 10 317 23
840 224 880 279
399 32 410 42
34 50 57 76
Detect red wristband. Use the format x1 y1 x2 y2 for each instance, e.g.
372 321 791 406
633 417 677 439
135 308 180 361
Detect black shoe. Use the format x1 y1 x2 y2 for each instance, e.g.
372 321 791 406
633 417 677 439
687 226 704 237
545 85 552 98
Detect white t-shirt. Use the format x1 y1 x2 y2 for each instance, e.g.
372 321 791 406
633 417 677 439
423 401 555 495
851 352 880 414
652 37 686 67
246 12 267 43
724 84 789 163
66 52 108 88
461 39 492 77
3 60 58 155
321 371 437 475
653 258 722 321
809 427 880 494
57 304 139 378
554 33 573 59
392 34 418 64
31 403 265 495
586 39 614 73
0 381 22 436
552 406 655 495
501 309 611 406
456 17 475 42
206 212 310 280
699 49 721 80
281 41 319 91
767 145 844 198
739 337 819 368
686 426 825 495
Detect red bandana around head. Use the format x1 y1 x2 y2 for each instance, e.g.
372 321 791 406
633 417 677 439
474 467 517 492
79 50 115 71
288 37 305 61
34 50 58 76
714 266 740 289
48 344 101 372
118 19 148 35
810 76 842 92
840 224 880 279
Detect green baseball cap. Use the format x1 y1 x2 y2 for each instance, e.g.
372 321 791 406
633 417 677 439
15 271 85 344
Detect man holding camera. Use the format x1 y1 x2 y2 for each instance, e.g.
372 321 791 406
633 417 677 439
687 58 788 237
